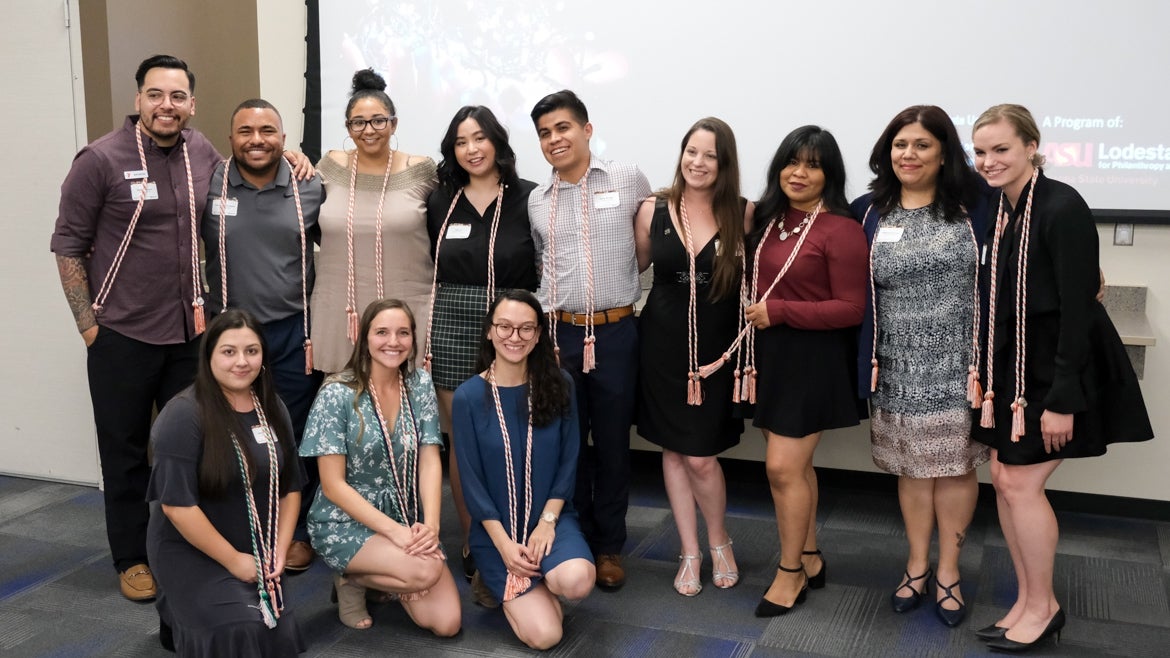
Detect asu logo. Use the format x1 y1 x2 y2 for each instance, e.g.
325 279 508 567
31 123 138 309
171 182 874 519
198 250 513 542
1043 142 1093 168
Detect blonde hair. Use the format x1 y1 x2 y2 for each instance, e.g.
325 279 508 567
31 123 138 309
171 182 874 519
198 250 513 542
973 104 1046 167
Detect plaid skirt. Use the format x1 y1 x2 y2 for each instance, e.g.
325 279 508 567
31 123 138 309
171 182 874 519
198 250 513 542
430 283 490 389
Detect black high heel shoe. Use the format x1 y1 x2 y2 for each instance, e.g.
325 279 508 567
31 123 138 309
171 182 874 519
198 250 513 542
975 623 1009 641
802 549 826 590
890 568 932 613
934 578 967 627
986 608 1065 653
754 564 809 617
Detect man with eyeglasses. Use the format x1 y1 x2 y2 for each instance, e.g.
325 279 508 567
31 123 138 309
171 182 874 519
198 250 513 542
50 55 311 602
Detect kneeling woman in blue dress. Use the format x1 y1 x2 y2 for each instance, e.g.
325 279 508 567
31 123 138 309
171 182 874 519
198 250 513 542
453 289 595 650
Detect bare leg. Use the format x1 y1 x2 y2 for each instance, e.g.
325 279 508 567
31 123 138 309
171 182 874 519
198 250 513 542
502 582 567 650
801 461 823 577
995 459 1063 643
990 452 1028 628
345 535 446 594
682 454 738 586
399 567 462 637
762 430 821 606
543 557 595 601
896 476 935 597
934 471 978 609
436 387 471 546
662 450 701 594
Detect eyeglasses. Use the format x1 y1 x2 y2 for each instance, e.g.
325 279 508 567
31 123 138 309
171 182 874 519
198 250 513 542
345 116 395 132
492 323 538 340
141 90 191 106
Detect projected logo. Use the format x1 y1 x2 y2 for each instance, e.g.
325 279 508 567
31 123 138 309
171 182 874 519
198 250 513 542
1043 143 1094 168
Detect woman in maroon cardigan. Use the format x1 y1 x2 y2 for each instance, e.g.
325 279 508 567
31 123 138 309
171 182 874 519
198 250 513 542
745 126 868 617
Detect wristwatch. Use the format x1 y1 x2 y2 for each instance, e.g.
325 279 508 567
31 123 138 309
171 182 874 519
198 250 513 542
540 511 558 525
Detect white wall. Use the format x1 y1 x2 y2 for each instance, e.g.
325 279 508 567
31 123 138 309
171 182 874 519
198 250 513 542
255 0 306 148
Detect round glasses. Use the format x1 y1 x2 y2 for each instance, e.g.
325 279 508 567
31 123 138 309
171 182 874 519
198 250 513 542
141 90 191 106
492 322 538 340
345 116 395 132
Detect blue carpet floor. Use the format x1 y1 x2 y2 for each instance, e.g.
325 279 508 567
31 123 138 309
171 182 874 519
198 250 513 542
1 454 1168 656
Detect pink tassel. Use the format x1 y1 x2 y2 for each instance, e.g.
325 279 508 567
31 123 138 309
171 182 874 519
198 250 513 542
698 354 729 379
303 339 314 375
741 367 752 402
732 369 741 404
687 373 702 406
503 573 531 602
1010 399 1026 443
967 368 983 409
747 369 757 404
869 358 879 393
346 307 359 344
582 336 596 373
980 392 995 429
423 354 433 374
193 301 206 335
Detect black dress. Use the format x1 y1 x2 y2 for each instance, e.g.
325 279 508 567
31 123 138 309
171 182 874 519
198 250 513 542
637 200 743 456
972 173 1153 464
147 389 306 657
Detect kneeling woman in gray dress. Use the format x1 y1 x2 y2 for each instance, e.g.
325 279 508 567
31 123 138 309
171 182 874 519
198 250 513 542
300 299 461 634
852 105 991 628
147 309 305 656
453 290 595 650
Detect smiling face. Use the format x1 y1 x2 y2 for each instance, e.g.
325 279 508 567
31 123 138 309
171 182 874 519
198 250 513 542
972 119 1037 200
536 108 593 183
367 308 413 374
347 97 397 159
890 122 943 194
779 149 826 211
488 300 540 367
230 107 285 181
134 67 195 147
681 129 719 192
210 327 263 399
454 117 498 182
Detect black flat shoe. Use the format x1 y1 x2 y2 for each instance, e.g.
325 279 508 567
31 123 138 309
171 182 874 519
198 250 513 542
934 578 967 627
891 568 932 613
802 549 826 590
975 623 1009 641
987 608 1065 653
754 563 808 618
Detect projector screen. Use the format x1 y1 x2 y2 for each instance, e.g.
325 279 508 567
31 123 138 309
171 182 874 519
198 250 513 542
317 0 1170 216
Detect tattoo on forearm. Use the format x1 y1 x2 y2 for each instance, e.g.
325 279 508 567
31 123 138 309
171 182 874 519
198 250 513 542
56 255 96 333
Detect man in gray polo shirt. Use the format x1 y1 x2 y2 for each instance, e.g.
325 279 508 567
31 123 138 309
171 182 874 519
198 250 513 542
201 99 324 570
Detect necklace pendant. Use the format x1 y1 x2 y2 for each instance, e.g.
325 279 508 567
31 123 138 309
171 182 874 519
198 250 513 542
777 229 790 241
792 225 803 235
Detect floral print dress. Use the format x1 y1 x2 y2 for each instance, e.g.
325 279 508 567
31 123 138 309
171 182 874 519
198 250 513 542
299 369 442 572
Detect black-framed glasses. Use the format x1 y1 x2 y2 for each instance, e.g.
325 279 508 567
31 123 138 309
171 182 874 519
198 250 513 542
493 323 538 340
345 116 394 132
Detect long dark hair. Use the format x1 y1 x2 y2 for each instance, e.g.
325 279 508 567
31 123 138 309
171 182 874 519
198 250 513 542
195 309 296 497
474 290 570 426
866 105 980 221
662 117 744 301
437 105 520 192
754 125 851 235
342 298 418 443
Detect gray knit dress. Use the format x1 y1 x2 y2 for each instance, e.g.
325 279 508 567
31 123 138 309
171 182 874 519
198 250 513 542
869 205 989 478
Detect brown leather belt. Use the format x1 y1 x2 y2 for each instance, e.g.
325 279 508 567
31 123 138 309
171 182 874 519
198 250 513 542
557 305 635 326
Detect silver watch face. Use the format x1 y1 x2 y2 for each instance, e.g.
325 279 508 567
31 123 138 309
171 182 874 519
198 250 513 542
541 512 557 523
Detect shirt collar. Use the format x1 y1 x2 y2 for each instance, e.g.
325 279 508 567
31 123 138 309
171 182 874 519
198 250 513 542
540 153 604 197
124 114 189 151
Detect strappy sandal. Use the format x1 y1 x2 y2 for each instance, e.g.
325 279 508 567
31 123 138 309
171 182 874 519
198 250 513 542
674 554 702 596
891 568 932 613
709 540 739 589
332 573 372 629
934 578 967 627
802 549 827 589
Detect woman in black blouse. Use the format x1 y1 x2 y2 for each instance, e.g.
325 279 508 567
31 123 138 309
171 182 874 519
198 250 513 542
424 106 538 600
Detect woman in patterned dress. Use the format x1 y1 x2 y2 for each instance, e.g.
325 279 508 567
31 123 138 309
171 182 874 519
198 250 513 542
300 299 460 634
851 105 991 627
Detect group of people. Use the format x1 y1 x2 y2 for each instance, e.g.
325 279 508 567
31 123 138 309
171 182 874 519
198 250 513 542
50 53 1153 656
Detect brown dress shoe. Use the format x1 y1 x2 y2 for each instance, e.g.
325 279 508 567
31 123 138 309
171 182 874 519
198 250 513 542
285 540 315 572
119 564 157 601
596 554 626 590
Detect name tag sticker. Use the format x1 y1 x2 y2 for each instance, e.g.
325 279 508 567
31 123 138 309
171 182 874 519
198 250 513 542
123 169 148 180
252 425 270 444
211 198 239 216
129 182 159 200
875 226 904 243
593 191 620 209
446 223 472 239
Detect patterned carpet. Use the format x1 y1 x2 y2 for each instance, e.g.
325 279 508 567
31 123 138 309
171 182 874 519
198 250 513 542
1 452 1168 657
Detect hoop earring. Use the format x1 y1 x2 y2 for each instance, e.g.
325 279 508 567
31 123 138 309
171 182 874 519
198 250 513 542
390 134 399 152
342 135 355 151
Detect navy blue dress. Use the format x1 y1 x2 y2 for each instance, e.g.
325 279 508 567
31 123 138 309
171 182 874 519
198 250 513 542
452 374 592 600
